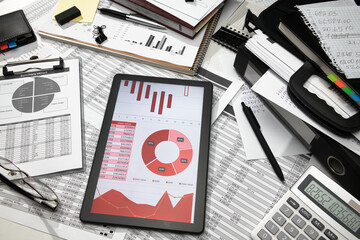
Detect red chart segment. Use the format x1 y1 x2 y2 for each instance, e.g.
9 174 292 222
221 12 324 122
142 129 192 176
147 160 176 176
173 149 193 174
142 129 169 165
91 189 194 223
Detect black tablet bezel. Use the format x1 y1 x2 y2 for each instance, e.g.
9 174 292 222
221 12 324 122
80 74 212 233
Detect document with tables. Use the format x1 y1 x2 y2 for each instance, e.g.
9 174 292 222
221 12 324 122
3 0 358 240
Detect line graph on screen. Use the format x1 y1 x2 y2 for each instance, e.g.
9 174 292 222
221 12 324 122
91 189 194 223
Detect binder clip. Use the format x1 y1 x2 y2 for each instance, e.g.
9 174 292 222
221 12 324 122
288 61 360 135
243 10 259 33
93 25 107 45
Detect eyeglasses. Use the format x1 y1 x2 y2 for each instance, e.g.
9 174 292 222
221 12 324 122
0 156 60 211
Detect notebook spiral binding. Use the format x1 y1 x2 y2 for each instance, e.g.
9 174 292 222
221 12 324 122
193 8 223 73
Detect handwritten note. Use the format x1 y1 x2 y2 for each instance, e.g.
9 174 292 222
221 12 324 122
297 4 360 79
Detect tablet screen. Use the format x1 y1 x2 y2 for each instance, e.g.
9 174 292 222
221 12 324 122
83 75 212 230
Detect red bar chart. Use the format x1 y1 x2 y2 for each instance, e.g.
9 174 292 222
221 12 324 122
124 80 189 115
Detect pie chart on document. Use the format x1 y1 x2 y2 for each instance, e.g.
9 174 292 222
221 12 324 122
12 77 61 113
142 129 193 176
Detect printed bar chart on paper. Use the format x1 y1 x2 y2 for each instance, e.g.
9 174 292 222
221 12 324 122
126 34 187 55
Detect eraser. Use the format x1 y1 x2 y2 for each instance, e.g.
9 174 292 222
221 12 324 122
55 6 81 25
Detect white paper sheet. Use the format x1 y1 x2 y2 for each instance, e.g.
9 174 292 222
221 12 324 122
245 30 303 82
232 84 309 160
211 79 243 124
148 0 222 26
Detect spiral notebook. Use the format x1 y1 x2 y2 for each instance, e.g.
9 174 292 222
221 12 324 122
39 3 221 75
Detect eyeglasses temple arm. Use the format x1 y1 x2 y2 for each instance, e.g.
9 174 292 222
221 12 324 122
0 173 58 211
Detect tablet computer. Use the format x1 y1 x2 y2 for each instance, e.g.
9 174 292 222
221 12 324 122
80 74 212 233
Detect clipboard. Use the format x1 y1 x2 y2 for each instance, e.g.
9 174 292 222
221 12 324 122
0 57 84 178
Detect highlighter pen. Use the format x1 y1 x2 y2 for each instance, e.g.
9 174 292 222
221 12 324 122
98 8 166 30
241 102 285 182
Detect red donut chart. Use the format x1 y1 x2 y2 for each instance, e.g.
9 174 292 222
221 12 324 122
142 129 193 176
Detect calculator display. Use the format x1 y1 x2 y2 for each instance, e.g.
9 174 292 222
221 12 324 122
300 176 360 235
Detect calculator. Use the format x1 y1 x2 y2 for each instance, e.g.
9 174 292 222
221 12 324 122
251 166 360 240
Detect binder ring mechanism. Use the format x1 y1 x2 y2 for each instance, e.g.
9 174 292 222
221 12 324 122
2 57 64 76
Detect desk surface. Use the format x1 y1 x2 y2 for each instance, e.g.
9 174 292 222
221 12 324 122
0 0 316 239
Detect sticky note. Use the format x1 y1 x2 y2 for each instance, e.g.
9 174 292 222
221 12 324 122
52 0 99 23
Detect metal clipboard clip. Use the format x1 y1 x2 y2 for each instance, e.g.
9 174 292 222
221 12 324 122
2 57 64 77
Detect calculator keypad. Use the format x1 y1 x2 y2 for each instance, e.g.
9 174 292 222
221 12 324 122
253 193 342 240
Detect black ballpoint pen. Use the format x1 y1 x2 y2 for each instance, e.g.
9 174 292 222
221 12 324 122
241 102 285 182
98 8 166 30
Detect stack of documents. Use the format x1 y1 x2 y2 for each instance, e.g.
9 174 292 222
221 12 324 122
147 0 224 27
113 0 225 38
